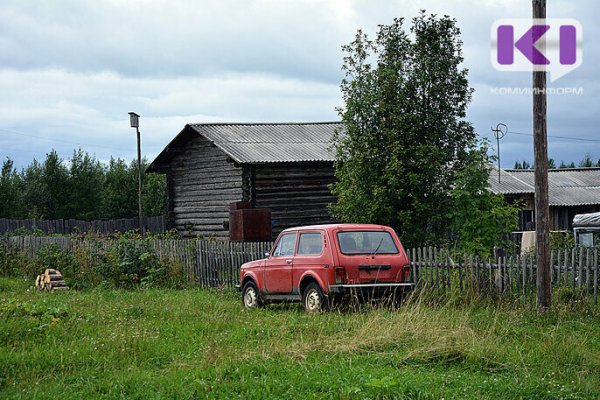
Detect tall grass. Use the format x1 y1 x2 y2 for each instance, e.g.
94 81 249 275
1 277 598 399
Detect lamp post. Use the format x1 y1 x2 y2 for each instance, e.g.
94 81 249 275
128 112 143 234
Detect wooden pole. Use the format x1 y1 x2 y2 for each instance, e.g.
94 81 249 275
136 126 144 235
533 0 551 310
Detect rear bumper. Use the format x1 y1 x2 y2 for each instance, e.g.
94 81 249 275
234 284 241 292
328 282 415 294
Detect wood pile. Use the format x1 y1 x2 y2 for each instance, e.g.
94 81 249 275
35 269 69 292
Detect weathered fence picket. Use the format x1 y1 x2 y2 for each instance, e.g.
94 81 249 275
0 216 167 235
3 236 599 304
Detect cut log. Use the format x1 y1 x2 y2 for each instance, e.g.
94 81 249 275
36 269 69 292
45 274 63 283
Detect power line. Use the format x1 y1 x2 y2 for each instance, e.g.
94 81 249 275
506 130 600 143
0 127 129 152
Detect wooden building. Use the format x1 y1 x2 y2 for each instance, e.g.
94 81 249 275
488 167 600 231
148 122 341 239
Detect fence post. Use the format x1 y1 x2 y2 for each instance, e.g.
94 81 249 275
594 248 598 305
459 253 464 293
578 247 583 289
411 248 417 286
563 248 568 287
550 250 554 288
586 248 591 296
522 256 527 305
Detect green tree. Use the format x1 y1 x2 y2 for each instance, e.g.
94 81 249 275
548 158 556 169
0 158 23 218
449 145 519 255
143 173 167 217
103 157 137 219
579 153 593 168
332 14 482 247
0 151 167 221
68 149 105 220
21 159 47 218
41 150 70 219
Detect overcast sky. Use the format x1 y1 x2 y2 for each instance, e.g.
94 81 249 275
0 0 597 169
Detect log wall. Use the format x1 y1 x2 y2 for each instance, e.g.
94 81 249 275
250 162 337 238
167 135 243 238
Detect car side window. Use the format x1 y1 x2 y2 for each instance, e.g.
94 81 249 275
297 232 323 255
272 233 297 257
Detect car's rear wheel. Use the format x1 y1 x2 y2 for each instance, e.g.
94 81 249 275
242 281 262 309
302 282 327 313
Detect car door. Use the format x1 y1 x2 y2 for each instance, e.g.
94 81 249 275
293 231 328 291
264 232 297 293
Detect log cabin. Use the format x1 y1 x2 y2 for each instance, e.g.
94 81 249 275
488 167 600 231
147 122 342 239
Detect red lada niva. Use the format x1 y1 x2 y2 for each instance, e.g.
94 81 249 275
237 224 413 312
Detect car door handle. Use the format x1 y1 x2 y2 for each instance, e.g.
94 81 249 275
285 259 293 264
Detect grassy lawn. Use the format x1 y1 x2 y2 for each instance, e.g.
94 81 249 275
0 277 598 399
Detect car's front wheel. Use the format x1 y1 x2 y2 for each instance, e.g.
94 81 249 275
302 282 327 313
242 281 262 309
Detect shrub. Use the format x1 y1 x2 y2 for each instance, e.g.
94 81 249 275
1 232 189 290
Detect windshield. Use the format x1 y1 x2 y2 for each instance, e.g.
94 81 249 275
337 231 399 255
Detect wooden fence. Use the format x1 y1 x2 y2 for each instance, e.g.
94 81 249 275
407 247 598 305
5 236 598 304
7 236 273 289
0 216 166 235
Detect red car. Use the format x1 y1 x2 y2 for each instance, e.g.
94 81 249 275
237 224 413 312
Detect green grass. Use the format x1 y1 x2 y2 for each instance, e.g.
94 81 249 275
0 277 598 399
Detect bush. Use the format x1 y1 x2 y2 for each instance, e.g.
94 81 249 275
0 238 30 278
1 232 189 290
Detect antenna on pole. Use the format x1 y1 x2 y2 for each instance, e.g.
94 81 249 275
491 123 507 183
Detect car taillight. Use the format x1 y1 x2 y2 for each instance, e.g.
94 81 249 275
335 267 346 284
404 266 411 282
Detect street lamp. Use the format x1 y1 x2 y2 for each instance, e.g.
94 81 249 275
128 112 143 234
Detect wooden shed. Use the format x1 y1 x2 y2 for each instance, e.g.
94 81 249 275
147 122 342 239
488 167 600 231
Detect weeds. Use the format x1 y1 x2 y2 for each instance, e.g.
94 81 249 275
0 277 598 399
0 234 189 289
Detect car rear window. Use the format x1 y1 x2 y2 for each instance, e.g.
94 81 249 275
337 231 399 255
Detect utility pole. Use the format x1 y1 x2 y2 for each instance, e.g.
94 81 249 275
129 112 144 235
533 0 551 310
492 123 507 183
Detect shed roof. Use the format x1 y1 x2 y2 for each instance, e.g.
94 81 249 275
148 122 343 171
489 167 600 206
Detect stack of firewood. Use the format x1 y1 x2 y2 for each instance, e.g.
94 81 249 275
35 269 69 292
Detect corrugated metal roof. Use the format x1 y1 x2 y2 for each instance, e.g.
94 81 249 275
190 122 342 163
148 122 343 171
489 167 600 206
488 167 534 194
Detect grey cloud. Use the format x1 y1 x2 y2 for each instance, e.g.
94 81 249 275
0 0 597 169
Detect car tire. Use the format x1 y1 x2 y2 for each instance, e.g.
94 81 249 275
242 281 262 309
302 282 327 313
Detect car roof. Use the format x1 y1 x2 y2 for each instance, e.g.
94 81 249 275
281 223 391 233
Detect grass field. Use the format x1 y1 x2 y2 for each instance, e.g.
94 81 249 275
1 277 599 399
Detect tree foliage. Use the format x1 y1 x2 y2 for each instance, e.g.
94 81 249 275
514 155 600 170
331 13 514 252
0 150 167 220
449 145 519 255
0 159 23 218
